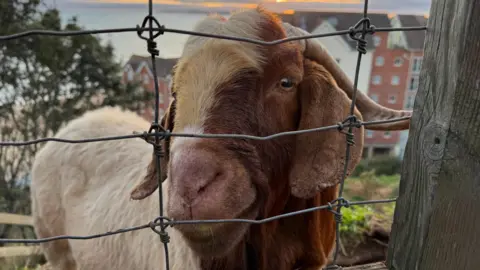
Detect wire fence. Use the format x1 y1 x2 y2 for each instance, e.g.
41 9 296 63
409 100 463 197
0 0 427 269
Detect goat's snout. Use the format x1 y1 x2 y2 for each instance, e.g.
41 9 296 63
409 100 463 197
171 147 226 206
167 143 242 221
166 139 257 225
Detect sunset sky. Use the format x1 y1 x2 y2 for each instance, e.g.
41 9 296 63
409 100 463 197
51 0 433 14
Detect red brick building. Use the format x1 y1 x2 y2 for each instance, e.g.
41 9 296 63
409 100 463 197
363 14 427 159
388 14 427 159
391 15 427 110
363 31 412 158
122 55 178 121
277 11 424 159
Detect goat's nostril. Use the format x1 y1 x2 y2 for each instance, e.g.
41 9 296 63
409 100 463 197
198 185 206 194
198 170 222 194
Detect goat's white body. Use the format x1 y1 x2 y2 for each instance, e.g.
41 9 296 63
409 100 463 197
30 107 199 270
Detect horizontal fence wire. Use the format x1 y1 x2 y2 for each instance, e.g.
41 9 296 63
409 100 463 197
0 26 427 43
0 117 410 146
0 0 427 269
0 198 396 244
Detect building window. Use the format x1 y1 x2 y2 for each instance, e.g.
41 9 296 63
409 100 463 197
127 69 134 81
299 15 307 30
327 17 339 26
412 57 423 73
409 76 419 91
373 36 381 47
143 73 150 85
394 57 403 67
370 94 379 102
388 95 397 104
372 75 382 85
405 95 415 109
366 130 374 138
384 131 392 138
375 56 384 66
391 75 400 85
167 75 173 90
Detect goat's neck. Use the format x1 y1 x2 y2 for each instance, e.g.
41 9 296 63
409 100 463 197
198 240 254 270
196 185 337 270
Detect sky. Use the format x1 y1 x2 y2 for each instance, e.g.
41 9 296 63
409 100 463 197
47 0 433 15
36 0 432 62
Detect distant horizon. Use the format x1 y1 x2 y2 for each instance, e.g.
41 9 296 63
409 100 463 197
34 0 431 63
47 0 432 16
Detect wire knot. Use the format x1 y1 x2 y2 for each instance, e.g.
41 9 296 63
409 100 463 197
146 123 170 144
332 197 351 208
159 231 170 244
136 15 165 56
153 145 164 157
338 115 361 145
327 202 342 222
356 38 368 54
149 216 172 243
340 115 362 128
348 17 375 55
147 40 159 56
327 197 350 223
345 132 355 146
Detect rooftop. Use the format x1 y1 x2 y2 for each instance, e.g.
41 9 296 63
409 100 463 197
125 55 178 78
397 14 428 50
278 11 392 50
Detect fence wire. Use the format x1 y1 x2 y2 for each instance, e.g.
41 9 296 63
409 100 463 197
0 0 427 269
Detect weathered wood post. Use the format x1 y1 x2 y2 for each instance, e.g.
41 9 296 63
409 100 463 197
386 0 480 269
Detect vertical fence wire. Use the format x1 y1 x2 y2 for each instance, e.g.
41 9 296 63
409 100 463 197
326 0 373 268
136 0 170 268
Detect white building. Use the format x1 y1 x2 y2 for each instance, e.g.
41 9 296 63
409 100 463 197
278 11 394 96
309 19 374 94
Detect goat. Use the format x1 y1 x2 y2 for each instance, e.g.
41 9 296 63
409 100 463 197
30 7 411 270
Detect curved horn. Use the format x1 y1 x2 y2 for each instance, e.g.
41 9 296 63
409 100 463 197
282 22 412 131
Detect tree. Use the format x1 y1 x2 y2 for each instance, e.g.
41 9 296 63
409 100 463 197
0 0 154 241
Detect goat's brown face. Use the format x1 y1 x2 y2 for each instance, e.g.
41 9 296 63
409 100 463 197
128 8 399 258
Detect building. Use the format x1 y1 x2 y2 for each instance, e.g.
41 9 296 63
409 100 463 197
279 11 413 159
363 15 413 159
388 14 428 159
279 11 392 94
123 55 178 121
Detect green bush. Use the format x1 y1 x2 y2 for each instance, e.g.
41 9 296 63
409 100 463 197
339 205 374 237
352 156 403 177
339 203 397 245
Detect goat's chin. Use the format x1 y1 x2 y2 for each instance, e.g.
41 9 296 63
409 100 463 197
175 203 259 258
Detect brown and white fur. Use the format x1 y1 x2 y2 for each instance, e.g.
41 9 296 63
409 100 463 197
30 7 411 270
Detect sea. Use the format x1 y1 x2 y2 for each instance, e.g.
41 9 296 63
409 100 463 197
58 4 212 63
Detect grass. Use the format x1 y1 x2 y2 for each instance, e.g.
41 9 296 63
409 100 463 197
338 169 401 250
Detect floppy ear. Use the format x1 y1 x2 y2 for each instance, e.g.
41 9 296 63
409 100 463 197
130 97 176 200
289 59 364 199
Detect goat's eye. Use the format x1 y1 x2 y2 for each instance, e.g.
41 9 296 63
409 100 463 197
280 78 295 89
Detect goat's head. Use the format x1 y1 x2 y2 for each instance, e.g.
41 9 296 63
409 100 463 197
130 7 411 258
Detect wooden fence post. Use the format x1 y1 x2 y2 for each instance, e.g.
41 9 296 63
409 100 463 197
386 0 480 269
